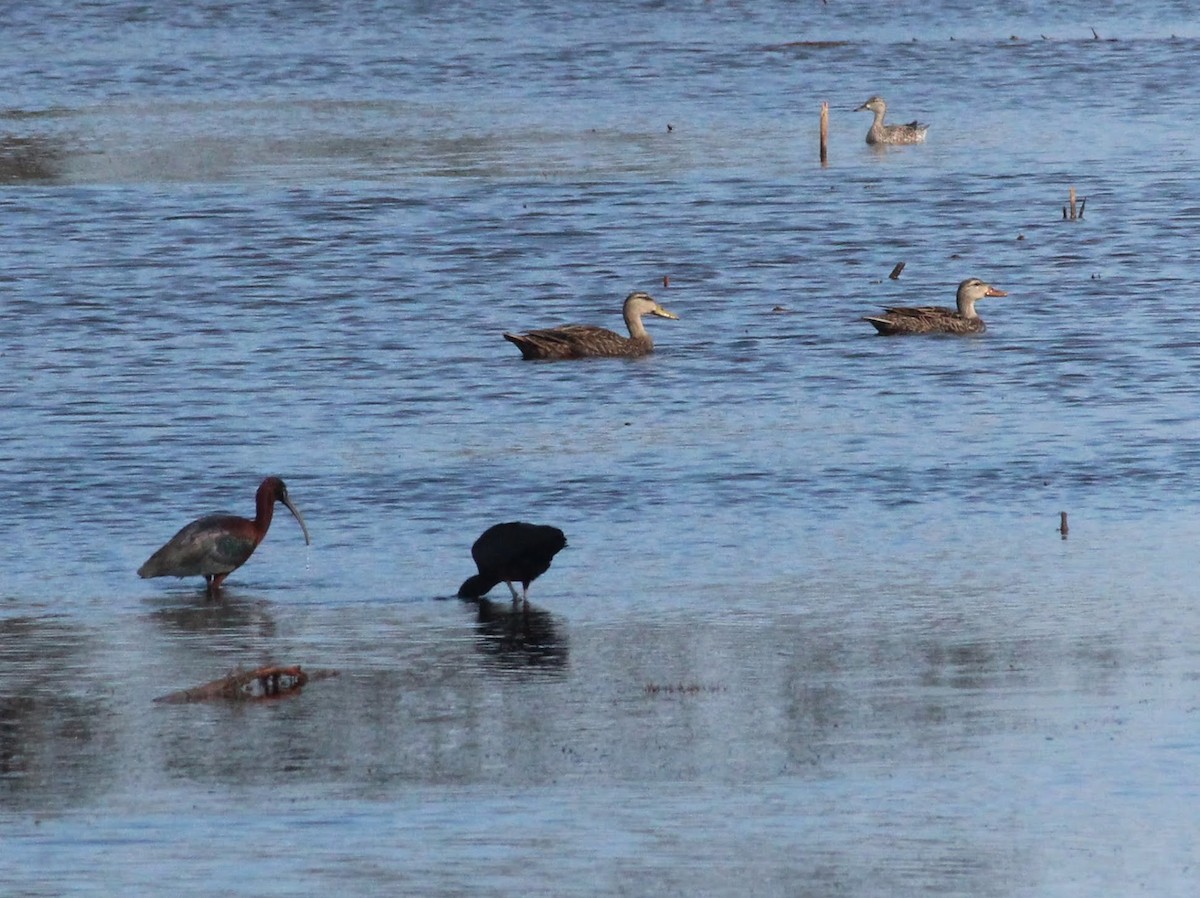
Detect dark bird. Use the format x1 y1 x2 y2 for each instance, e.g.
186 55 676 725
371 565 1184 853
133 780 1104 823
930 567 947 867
863 278 1008 335
138 476 311 597
457 522 567 604
503 291 678 360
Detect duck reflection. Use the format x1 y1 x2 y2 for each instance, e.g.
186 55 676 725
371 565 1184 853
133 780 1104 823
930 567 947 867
461 597 568 673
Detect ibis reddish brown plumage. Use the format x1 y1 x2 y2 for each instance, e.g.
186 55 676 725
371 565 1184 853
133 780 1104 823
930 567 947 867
138 476 311 597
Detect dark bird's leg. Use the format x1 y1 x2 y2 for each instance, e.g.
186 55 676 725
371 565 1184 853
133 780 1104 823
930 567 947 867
505 580 520 602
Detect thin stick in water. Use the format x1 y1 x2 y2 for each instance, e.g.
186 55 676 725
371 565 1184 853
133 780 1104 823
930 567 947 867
820 102 829 166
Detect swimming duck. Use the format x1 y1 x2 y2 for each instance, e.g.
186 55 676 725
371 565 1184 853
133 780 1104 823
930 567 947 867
856 96 929 145
863 278 1008 335
503 291 678 359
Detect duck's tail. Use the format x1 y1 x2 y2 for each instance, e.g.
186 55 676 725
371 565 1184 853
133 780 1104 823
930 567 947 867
502 333 542 360
862 315 899 335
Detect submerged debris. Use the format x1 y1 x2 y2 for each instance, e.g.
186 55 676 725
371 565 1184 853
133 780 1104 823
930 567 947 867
154 664 339 704
644 682 726 697
769 40 851 50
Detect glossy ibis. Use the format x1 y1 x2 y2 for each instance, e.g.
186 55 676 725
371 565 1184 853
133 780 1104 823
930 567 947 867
457 522 567 603
138 476 311 597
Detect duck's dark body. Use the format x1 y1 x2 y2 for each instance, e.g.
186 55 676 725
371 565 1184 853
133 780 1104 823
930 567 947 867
503 325 652 360
503 291 677 360
863 306 986 335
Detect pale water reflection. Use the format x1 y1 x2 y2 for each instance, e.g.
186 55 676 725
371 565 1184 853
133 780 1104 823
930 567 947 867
3 556 1197 895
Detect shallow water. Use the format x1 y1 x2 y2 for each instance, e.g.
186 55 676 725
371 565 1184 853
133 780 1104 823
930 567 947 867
3 2 1200 895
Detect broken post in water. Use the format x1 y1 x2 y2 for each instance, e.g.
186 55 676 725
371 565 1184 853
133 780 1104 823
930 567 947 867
1059 511 1069 538
1063 186 1085 221
889 262 906 280
820 102 829 165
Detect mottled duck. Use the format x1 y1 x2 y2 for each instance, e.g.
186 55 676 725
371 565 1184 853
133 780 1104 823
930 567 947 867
503 291 678 360
856 96 929 145
863 278 1008 335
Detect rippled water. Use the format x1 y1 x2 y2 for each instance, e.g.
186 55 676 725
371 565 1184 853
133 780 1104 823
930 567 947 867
3 2 1200 895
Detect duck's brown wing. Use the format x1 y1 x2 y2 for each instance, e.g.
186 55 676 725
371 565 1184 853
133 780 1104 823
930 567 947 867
863 305 970 335
503 324 631 359
881 121 928 144
880 305 951 319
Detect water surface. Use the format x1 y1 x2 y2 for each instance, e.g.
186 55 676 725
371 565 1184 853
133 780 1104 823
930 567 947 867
2 2 1200 895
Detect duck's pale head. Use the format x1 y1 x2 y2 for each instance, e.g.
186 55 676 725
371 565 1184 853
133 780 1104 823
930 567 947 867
956 278 1008 317
623 291 678 321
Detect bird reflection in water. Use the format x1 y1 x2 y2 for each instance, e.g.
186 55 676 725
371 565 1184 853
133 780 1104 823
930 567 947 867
146 596 278 641
461 596 568 673
0 136 65 183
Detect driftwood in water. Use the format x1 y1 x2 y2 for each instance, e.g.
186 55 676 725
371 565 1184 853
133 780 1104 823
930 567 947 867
154 665 339 704
889 262 906 280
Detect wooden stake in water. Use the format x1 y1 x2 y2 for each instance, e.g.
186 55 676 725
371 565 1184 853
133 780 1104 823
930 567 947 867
1059 511 1069 539
819 102 829 166
1069 186 1077 220
889 262 906 280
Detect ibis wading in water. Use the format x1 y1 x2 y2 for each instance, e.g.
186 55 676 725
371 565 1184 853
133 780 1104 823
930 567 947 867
458 522 567 604
138 476 311 597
